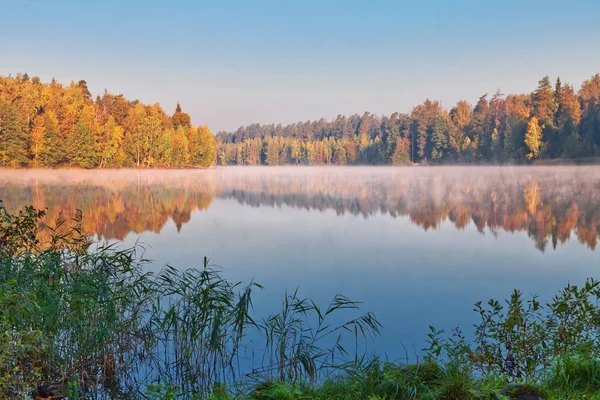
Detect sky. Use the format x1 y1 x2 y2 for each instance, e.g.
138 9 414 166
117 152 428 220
2 0 600 132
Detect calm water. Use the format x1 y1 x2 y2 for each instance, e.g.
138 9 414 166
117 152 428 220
1 166 599 359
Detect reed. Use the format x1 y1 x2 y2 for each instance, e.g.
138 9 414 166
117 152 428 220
0 201 379 399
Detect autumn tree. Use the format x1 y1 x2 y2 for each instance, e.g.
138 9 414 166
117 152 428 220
170 126 189 167
158 127 174 167
410 99 440 162
448 100 471 159
218 148 228 166
391 136 411 165
289 139 302 164
97 116 124 168
172 102 191 129
525 117 543 160
99 93 130 126
333 140 347 164
190 125 216 167
264 136 279 165
532 75 557 123
123 103 169 167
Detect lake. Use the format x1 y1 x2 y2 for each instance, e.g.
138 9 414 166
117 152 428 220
1 166 599 360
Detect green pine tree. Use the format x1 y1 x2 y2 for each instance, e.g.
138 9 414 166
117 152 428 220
0 100 28 167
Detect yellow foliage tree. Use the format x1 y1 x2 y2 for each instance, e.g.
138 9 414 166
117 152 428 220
172 126 190 167
190 125 216 167
525 117 543 160
98 116 125 168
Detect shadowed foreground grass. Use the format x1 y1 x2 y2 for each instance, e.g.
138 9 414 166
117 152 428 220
1 201 600 399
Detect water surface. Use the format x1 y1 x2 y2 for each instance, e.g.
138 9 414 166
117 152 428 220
1 166 599 359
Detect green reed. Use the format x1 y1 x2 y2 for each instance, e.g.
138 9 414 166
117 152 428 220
0 200 379 399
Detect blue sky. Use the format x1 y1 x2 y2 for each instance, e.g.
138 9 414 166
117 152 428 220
2 0 600 132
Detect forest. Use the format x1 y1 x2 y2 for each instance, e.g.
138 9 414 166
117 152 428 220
3 73 600 168
217 74 600 165
0 73 216 168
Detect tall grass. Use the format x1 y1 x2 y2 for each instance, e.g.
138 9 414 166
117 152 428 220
251 290 381 383
0 201 379 399
143 260 259 394
0 204 154 398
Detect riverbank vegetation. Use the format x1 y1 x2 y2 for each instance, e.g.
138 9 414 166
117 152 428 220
217 74 600 166
2 201 600 399
0 74 216 168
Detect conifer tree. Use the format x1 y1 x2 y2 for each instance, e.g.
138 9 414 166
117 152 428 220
67 105 98 168
29 114 47 166
0 100 28 167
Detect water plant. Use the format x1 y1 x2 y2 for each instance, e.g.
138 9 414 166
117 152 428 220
0 200 380 398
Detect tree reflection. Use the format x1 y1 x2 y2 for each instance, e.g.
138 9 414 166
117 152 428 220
1 167 599 252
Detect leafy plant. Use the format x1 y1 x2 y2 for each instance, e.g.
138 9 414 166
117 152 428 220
426 280 600 383
0 199 45 255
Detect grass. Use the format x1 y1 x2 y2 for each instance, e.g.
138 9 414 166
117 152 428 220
2 200 600 399
543 357 600 399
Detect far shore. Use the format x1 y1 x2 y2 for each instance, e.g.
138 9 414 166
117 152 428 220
2 161 600 173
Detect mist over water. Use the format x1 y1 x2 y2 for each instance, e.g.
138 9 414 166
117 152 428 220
1 166 599 358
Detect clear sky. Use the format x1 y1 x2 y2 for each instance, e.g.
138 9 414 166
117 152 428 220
2 0 600 132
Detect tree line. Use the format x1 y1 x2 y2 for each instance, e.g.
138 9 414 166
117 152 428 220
217 74 600 165
0 73 216 168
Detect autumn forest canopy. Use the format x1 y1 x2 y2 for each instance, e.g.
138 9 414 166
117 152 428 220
2 73 600 168
0 73 216 168
217 74 600 166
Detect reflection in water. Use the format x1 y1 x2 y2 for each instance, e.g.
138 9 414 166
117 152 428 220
1 166 600 252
